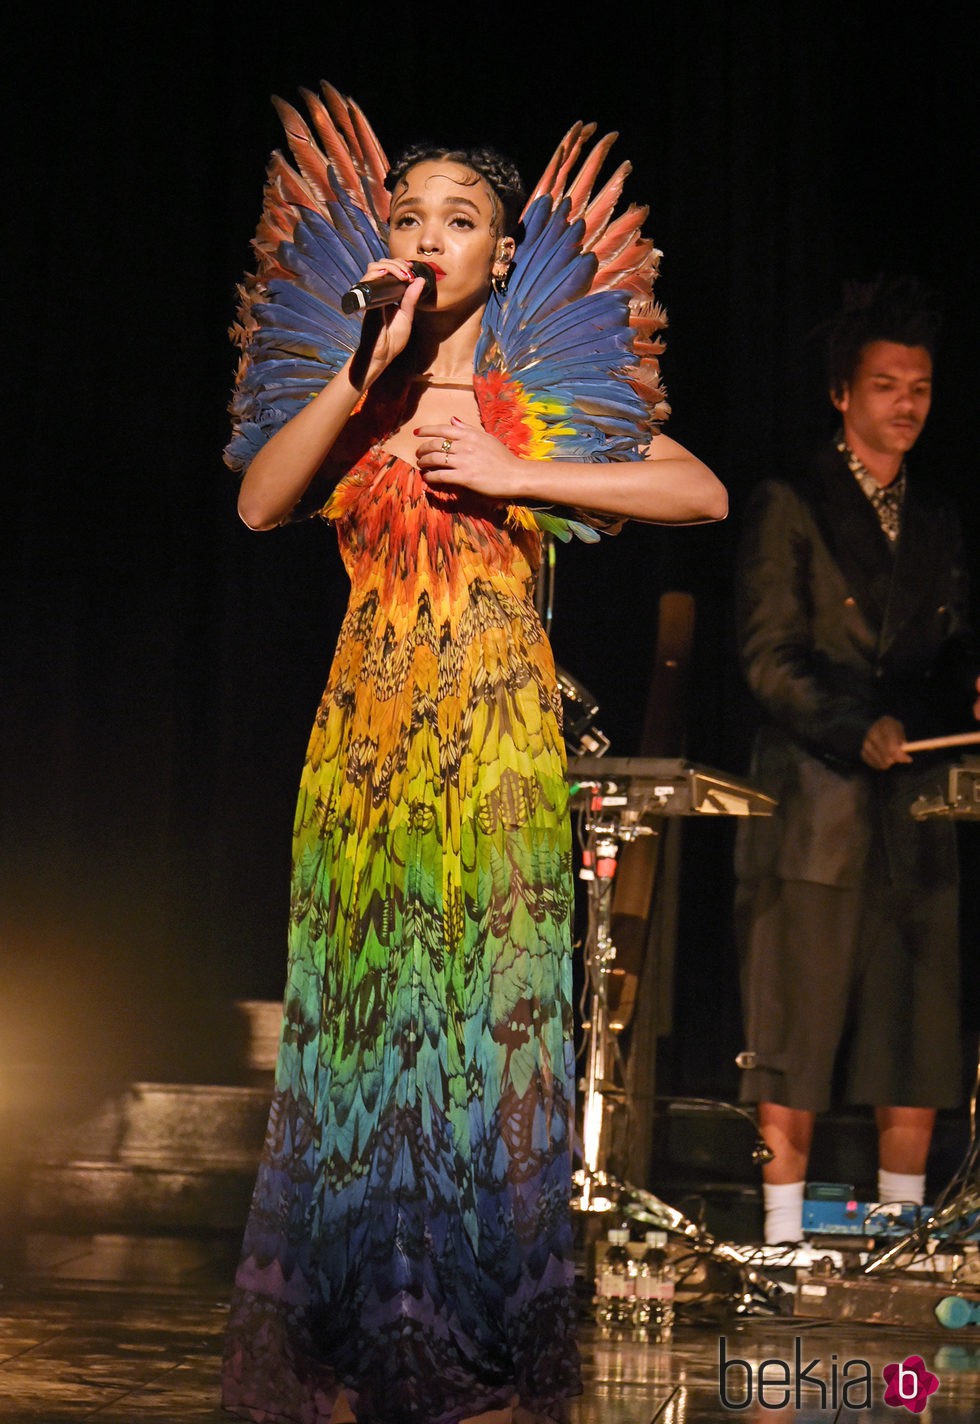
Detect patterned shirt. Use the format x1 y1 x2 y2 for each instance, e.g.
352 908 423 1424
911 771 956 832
836 432 905 544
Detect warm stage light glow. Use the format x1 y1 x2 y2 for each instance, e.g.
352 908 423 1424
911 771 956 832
582 1082 602 1176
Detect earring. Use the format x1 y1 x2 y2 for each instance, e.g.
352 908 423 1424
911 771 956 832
491 261 511 296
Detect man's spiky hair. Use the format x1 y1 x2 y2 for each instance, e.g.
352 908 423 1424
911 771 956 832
823 275 941 397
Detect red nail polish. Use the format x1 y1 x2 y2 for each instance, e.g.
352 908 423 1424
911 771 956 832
412 428 422 435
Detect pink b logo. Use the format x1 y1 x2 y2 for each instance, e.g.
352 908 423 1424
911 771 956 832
882 1355 939 1413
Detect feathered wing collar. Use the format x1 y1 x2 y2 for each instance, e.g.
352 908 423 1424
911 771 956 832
226 85 669 542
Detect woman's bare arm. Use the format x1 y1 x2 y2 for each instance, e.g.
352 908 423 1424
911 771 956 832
237 266 426 530
416 420 728 525
237 359 376 531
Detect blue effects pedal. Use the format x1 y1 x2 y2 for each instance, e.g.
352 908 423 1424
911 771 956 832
802 1193 980 1240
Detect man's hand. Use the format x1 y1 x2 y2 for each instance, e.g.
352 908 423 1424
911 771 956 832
861 715 913 770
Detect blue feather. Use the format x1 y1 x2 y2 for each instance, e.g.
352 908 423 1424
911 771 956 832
226 186 388 472
477 189 657 541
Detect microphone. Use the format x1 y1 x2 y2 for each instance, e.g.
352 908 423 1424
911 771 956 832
341 261 437 315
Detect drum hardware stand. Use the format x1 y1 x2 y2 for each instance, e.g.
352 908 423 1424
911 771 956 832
861 1187 980 1277
574 788 655 1212
567 757 786 1315
570 760 775 1213
572 1164 791 1314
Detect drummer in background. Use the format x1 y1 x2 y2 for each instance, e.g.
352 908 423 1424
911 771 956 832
733 275 980 1245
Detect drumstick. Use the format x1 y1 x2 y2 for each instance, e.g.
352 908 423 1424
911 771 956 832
901 731 980 753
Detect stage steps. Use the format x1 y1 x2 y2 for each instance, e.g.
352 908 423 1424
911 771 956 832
0 1000 281 1252
19 1082 271 1232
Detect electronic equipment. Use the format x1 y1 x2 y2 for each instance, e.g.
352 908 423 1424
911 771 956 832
802 1197 980 1239
911 756 980 819
567 757 778 821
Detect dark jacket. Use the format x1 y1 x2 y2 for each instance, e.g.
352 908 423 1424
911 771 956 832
735 443 978 887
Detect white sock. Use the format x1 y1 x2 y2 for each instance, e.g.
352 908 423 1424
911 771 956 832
877 1168 926 1206
763 1181 805 1244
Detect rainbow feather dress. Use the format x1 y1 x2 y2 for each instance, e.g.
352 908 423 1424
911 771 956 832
222 434 578 1423
220 83 667 1424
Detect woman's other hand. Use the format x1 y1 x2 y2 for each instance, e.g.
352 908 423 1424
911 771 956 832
415 418 523 498
414 419 728 527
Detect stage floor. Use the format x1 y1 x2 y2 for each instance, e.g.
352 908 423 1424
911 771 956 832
2 1234 980 1421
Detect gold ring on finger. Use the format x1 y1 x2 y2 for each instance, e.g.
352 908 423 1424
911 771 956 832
440 437 452 455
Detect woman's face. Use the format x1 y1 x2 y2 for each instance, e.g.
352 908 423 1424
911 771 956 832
387 160 502 314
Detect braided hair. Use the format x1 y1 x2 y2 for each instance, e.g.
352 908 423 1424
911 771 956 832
384 144 526 240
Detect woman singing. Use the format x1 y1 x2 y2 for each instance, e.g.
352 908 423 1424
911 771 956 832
221 82 726 1424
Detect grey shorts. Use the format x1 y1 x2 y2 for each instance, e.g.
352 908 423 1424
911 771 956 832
735 867 962 1112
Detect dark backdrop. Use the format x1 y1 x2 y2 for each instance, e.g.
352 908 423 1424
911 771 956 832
4 3 978 1107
